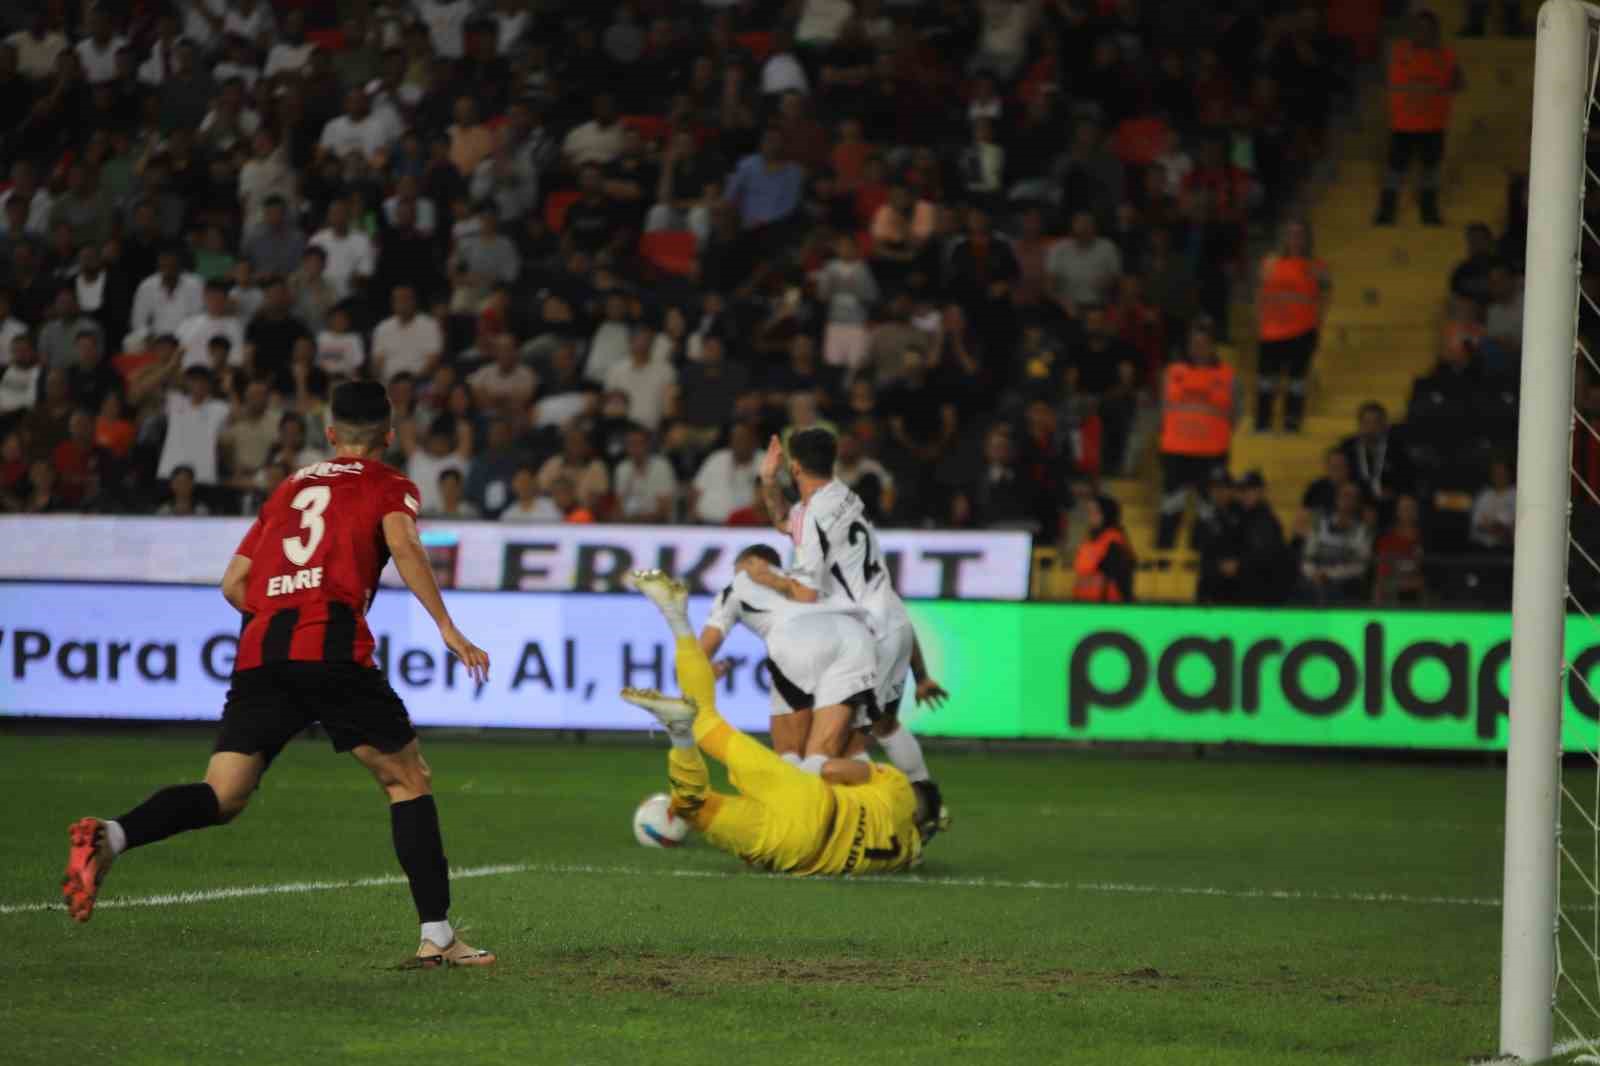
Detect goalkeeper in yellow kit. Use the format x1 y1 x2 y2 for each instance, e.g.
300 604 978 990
621 569 942 876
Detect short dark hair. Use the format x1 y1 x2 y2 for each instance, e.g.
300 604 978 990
788 428 837 477
330 380 391 448
736 543 782 568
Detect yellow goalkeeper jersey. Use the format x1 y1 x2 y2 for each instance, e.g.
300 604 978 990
790 763 923 877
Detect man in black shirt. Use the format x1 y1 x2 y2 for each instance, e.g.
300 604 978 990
374 199 444 309
66 331 122 415
564 165 617 255
763 334 841 421
1072 306 1140 474
245 279 313 394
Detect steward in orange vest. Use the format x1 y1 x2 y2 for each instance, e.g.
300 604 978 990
1377 9 1463 226
1072 495 1134 603
1255 219 1330 433
1157 317 1234 548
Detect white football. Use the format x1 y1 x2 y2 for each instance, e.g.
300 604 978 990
633 793 689 848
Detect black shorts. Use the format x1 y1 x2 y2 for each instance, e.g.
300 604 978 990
1257 331 1319 380
215 662 416 767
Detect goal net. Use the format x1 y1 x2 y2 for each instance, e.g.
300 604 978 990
1504 2 1600 1061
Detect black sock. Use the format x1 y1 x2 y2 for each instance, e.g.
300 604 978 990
390 795 450 923
115 783 222 850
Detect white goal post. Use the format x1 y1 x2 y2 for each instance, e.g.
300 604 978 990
1502 1 1592 1060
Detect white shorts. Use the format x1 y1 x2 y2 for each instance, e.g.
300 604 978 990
874 623 914 714
766 613 879 723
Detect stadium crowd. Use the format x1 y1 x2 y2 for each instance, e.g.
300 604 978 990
0 0 1347 547
4 0 1528 611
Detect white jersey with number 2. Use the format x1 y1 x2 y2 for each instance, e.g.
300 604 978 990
788 480 911 638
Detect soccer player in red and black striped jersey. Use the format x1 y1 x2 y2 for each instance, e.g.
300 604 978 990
62 381 496 968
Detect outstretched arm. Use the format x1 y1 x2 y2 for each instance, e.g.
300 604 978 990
383 511 490 682
758 434 791 534
744 558 820 603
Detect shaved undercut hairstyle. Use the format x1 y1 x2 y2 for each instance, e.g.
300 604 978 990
330 380 392 450
788 428 837 477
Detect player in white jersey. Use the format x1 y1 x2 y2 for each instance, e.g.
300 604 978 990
755 429 946 784
700 545 881 769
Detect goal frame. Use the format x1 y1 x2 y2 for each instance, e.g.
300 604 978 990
1501 0 1591 1059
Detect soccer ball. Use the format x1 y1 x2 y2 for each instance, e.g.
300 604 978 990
632 793 688 848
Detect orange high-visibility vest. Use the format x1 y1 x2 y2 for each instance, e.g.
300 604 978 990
1258 255 1326 341
1388 40 1456 132
1072 527 1131 603
1159 362 1234 457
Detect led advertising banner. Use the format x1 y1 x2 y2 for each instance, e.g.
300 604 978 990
5 586 1591 751
0 583 780 731
898 602 1600 751
0 517 1032 600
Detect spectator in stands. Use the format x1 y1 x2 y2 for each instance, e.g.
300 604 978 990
1254 220 1330 434
468 333 537 416
835 422 892 521
817 233 878 373
1302 448 1360 523
0 332 41 421
155 463 208 516
1200 471 1288 604
1376 9 1462 226
1450 223 1499 307
538 424 609 513
58 322 112 408
308 199 375 301
127 249 204 351
1374 494 1427 604
675 334 750 448
550 475 595 523
1482 264 1523 373
1157 318 1235 548
177 281 245 371
1299 481 1373 603
404 414 470 513
951 422 1045 533
690 420 759 524
373 285 444 383
615 425 677 524
289 246 338 332
1339 402 1415 520
156 366 229 486
501 462 561 523
1074 306 1140 475
723 129 804 237
1047 210 1121 321
605 327 675 433
221 378 281 490
465 418 524 519
1469 456 1516 552
1071 494 1134 603
425 467 480 519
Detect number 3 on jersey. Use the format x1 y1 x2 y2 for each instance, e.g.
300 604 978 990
282 485 331 565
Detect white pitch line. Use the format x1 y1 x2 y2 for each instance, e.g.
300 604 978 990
0 860 1532 917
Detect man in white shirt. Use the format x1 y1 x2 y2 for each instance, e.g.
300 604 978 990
467 333 537 413
74 10 126 85
127 250 205 350
691 421 760 523
603 327 676 432
585 293 633 386
372 285 444 382
416 0 472 58
8 13 67 81
405 414 471 513
0 161 53 236
177 281 246 369
1045 210 1123 314
264 10 316 77
761 31 811 95
0 332 43 416
319 87 401 166
561 94 626 170
614 426 678 523
157 366 230 484
308 200 376 300
500 464 562 522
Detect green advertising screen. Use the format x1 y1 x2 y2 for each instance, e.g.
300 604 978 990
899 602 1600 751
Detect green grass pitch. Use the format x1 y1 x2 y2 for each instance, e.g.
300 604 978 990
0 731 1582 1065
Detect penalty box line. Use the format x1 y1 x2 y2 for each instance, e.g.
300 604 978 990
0 861 1532 917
